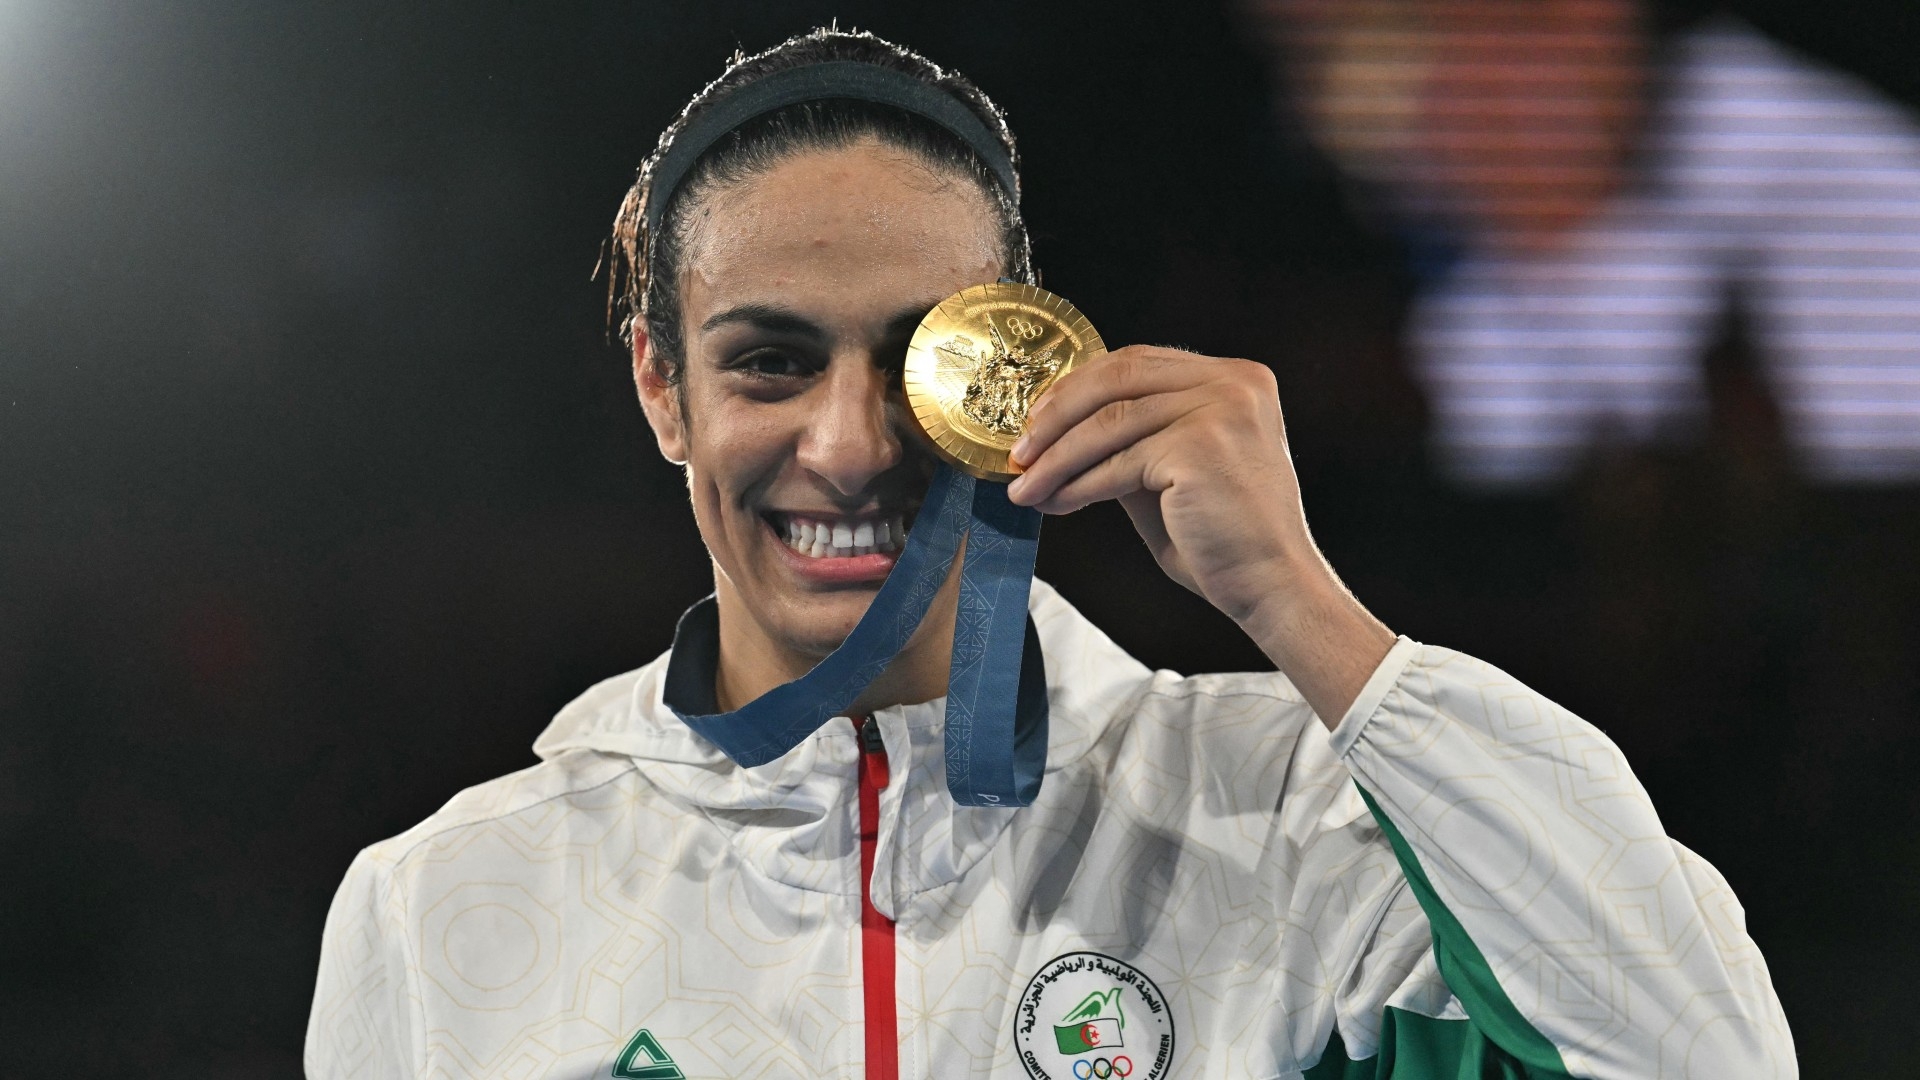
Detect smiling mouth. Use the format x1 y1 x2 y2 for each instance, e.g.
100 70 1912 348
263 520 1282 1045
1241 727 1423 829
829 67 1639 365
765 510 913 559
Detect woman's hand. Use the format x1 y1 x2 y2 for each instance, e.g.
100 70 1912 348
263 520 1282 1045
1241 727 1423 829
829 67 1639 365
1005 345 1395 727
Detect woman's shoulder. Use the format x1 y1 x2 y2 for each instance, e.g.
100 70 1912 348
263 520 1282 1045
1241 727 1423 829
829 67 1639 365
1032 578 1317 730
355 749 644 880
1033 580 1330 803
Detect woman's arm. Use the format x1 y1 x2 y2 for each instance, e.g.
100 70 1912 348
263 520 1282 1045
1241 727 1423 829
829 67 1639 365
306 848 419 1080
1319 640 1794 1077
1011 345 1794 1075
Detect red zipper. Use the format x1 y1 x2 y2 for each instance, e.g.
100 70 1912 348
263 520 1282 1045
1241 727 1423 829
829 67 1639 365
855 715 898 1080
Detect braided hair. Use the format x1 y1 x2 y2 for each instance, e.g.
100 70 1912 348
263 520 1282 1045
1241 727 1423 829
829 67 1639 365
607 27 1034 383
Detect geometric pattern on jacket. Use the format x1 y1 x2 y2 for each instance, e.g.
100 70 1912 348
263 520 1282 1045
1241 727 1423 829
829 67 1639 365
307 580 1795 1078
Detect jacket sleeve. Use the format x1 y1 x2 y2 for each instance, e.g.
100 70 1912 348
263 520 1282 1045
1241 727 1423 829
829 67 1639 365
305 847 420 1080
1311 637 1795 1079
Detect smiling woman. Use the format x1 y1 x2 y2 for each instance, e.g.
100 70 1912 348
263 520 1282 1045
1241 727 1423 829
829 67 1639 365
636 141 1003 706
307 25 1793 1080
605 32 1028 713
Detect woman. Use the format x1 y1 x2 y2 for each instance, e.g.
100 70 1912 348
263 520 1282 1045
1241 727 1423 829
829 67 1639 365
307 28 1792 1080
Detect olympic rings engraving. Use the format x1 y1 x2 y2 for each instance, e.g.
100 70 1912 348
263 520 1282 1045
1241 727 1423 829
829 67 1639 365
1005 314 1045 340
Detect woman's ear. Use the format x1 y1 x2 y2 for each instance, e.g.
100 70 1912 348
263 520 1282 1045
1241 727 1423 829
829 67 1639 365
632 329 689 466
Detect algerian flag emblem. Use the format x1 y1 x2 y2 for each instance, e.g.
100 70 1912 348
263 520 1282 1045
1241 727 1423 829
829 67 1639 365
1053 987 1125 1054
1016 952 1175 1080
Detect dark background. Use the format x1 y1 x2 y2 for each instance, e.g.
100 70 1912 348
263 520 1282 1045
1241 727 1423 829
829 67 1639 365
3 1 1916 1075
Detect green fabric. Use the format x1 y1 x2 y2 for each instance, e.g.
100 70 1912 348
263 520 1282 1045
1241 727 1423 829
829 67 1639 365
1302 1009 1559 1079
1352 785 1573 1076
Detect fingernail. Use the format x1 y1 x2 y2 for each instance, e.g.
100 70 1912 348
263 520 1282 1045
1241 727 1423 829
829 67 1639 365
1006 474 1028 501
1010 435 1031 464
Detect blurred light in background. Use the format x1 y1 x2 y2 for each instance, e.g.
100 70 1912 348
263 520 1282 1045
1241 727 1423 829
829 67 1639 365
1246 0 1920 486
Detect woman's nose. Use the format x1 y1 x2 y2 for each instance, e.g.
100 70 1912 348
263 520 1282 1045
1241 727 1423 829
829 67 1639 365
795 359 903 496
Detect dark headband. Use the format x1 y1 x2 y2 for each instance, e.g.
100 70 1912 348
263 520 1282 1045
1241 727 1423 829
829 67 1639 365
643 60 1020 239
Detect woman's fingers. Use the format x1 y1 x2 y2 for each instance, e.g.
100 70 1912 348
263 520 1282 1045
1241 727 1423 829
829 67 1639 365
1006 387 1209 509
1020 431 1170 516
1010 346 1224 470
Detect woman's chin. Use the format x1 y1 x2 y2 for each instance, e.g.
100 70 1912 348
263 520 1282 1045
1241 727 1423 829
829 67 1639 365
752 589 882 662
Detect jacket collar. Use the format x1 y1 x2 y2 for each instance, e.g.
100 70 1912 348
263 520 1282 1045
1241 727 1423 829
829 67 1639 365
530 580 1155 902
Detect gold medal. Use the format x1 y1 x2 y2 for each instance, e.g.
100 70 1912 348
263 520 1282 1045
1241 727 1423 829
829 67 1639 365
903 282 1105 482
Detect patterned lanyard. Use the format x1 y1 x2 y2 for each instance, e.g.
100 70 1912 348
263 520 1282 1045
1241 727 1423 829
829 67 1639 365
671 463 1049 806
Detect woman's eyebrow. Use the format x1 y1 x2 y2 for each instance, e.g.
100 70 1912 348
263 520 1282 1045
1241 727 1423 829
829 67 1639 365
699 299 944 341
881 306 930 340
699 302 825 337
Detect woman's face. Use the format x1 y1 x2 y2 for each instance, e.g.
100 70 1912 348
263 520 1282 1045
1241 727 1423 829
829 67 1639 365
640 137 1005 666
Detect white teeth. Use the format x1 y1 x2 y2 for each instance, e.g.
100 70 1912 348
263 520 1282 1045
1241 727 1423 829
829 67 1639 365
778 513 913 558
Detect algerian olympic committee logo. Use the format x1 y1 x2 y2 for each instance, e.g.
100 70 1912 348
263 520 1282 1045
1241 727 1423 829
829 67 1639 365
1015 952 1175 1080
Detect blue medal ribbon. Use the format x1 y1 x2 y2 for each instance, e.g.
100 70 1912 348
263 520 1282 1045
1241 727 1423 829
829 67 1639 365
671 463 1048 806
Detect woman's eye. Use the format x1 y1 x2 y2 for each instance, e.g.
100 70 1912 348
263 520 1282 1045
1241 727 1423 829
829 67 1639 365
735 349 811 378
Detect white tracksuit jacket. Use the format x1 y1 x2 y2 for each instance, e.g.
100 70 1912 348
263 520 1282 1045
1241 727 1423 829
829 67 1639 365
306 581 1794 1079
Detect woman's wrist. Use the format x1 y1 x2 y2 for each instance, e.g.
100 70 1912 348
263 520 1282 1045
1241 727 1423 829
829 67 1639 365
1236 555 1397 730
